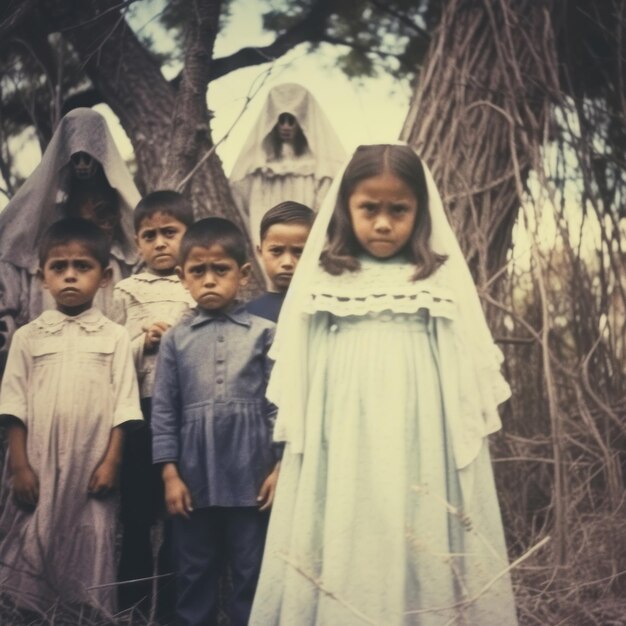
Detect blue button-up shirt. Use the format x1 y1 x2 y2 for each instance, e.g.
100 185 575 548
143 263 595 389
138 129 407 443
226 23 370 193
152 305 277 508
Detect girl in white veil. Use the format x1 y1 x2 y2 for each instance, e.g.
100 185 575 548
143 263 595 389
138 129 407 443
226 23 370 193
250 144 518 625
230 83 346 250
0 108 139 368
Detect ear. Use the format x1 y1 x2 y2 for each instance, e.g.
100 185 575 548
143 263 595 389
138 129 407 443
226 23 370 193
99 266 113 289
239 262 252 287
36 268 47 289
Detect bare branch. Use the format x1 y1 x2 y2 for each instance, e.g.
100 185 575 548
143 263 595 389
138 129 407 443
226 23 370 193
206 0 334 81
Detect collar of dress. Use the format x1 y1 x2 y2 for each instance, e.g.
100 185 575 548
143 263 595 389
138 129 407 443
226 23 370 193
34 307 106 334
131 272 181 283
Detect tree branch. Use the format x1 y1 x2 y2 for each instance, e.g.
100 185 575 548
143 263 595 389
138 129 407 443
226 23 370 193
206 0 334 81
0 0 38 43
369 0 431 40
319 34 401 60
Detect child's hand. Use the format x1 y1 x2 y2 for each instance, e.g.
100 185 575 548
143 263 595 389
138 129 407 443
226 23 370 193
257 462 280 511
88 459 119 498
143 321 171 352
12 465 39 510
164 475 193 518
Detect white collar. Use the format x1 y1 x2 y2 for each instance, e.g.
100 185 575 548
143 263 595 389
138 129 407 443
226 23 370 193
34 307 106 335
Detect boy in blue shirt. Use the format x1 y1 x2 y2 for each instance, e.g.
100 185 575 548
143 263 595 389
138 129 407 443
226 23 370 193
247 201 314 322
152 217 280 626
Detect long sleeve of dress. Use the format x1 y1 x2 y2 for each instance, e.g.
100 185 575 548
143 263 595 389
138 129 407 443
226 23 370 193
110 326 143 427
0 327 30 424
112 286 147 381
151 331 181 463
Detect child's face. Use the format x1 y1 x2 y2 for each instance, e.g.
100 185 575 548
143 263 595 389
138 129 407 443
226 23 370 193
178 244 250 312
348 172 418 259
136 211 187 275
39 242 111 316
257 222 310 292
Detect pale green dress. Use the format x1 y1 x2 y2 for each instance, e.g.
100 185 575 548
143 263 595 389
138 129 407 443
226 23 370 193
250 257 518 625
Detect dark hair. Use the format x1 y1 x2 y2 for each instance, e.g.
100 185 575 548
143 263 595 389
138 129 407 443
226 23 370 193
179 217 248 267
39 217 110 269
267 116 308 159
260 201 315 241
321 144 447 280
133 190 195 232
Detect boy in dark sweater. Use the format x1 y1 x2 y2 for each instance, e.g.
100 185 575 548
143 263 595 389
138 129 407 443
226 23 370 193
247 201 315 322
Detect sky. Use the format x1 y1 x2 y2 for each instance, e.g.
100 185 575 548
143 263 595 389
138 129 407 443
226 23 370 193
6 0 412 190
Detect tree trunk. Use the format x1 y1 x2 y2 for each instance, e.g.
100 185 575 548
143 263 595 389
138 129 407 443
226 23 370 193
401 0 560 287
42 0 239 219
40 0 261 286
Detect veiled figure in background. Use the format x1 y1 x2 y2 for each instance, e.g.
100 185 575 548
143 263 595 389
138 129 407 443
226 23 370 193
0 108 139 370
230 83 346 249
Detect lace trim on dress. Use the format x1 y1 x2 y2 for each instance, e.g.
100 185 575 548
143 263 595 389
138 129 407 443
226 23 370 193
34 309 107 335
115 273 192 305
304 260 457 318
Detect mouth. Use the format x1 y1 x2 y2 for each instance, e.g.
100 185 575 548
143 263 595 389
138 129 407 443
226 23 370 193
60 287 80 294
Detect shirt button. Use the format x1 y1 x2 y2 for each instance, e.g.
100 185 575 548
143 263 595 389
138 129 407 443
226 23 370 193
329 324 338 333
217 336 225 342
216 377 224 384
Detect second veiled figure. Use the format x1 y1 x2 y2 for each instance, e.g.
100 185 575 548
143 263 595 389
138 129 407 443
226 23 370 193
229 83 346 249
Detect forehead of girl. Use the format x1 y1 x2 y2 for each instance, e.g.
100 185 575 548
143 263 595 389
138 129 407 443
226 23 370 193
350 172 418 206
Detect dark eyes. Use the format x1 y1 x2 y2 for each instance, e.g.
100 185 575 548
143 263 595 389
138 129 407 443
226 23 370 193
359 204 410 215
48 261 92 272
391 205 409 214
141 228 179 241
188 265 230 276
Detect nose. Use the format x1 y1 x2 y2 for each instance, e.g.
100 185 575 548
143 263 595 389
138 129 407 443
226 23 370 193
203 271 217 287
64 267 78 282
373 214 391 233
280 253 295 269
155 234 167 249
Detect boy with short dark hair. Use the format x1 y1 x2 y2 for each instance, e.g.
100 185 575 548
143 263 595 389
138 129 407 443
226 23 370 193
152 217 280 626
112 190 196 617
247 201 314 322
0 217 142 614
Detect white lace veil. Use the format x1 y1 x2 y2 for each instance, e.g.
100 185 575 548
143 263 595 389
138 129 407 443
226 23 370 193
229 83 346 182
0 108 139 271
268 142 510 466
